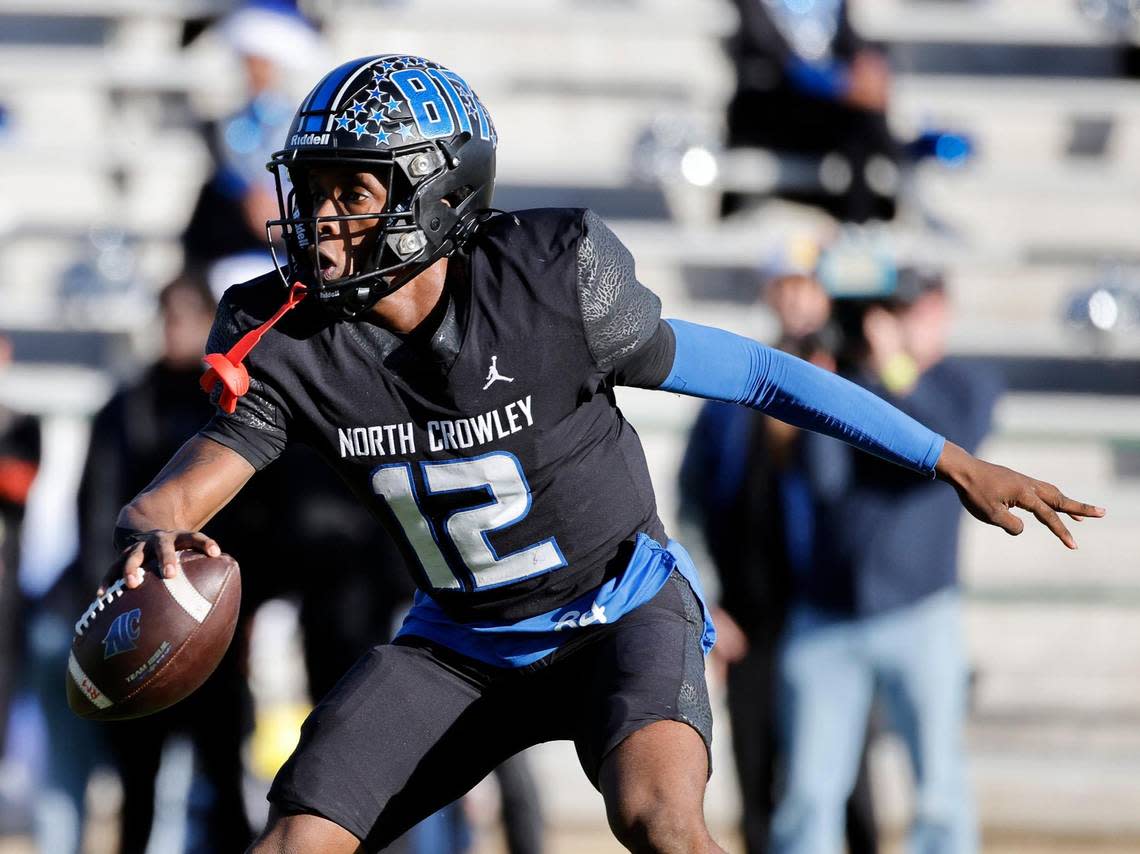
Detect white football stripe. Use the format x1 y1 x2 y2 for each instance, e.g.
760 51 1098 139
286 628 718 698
68 651 113 710
163 571 213 623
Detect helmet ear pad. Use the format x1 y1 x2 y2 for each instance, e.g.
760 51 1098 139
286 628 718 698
411 134 496 263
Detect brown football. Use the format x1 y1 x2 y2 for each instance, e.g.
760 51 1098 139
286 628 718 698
66 550 241 721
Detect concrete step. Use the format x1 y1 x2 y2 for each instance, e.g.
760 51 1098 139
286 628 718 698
327 0 737 40
856 0 1118 46
967 602 1140 714
968 746 1140 837
870 728 1140 838
893 76 1140 170
0 0 223 17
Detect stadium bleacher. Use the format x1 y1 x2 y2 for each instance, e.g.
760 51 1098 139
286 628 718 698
1 0 1138 848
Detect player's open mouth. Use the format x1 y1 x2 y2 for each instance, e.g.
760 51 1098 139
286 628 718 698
317 250 344 282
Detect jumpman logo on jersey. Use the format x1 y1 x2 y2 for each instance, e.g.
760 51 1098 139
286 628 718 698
483 356 515 390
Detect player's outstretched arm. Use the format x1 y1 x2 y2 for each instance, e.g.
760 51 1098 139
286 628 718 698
109 435 255 591
655 320 1105 547
934 440 1103 549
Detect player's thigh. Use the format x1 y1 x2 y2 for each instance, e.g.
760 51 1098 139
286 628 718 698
268 638 525 851
580 573 719 850
569 571 713 787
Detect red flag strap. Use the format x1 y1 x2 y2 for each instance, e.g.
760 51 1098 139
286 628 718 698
200 282 308 414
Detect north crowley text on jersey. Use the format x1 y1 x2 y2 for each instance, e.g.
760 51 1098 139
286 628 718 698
337 395 534 458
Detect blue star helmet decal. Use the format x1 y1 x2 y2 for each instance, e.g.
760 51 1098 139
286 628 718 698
282 53 497 152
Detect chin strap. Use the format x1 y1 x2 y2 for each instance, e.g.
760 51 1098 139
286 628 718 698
200 282 308 414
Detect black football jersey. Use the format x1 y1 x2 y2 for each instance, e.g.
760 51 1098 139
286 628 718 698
200 208 678 623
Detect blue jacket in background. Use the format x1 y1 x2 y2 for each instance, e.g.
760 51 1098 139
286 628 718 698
801 358 1002 616
681 357 1002 621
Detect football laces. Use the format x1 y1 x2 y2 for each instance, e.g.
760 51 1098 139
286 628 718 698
74 574 138 636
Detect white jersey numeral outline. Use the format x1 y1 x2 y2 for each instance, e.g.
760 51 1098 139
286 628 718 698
371 450 565 591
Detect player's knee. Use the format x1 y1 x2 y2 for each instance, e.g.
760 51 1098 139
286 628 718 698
606 786 710 853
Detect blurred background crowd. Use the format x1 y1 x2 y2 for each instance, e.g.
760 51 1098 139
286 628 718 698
0 0 1138 852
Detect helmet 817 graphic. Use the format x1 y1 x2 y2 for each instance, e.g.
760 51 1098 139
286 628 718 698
266 55 497 316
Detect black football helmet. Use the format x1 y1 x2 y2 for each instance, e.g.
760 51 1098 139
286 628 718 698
266 54 497 316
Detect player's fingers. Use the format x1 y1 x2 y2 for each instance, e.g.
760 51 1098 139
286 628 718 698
123 541 145 570
157 533 181 579
1051 493 1105 519
1026 496 1076 550
1032 481 1104 518
123 542 147 589
992 507 1025 537
176 531 221 558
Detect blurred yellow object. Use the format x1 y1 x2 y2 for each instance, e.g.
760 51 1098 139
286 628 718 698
787 233 821 274
880 352 919 395
249 702 312 780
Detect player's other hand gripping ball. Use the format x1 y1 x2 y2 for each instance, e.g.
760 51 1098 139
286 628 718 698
66 550 241 721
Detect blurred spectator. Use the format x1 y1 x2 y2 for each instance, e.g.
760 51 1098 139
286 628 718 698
764 272 833 339
491 755 545 854
679 276 877 854
0 337 40 836
68 273 255 854
770 270 1002 853
182 2 322 272
722 0 900 222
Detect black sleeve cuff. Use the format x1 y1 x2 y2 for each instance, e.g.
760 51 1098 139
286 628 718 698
198 414 285 472
612 319 676 389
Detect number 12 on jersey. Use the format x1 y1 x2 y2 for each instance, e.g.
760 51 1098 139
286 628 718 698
370 451 566 591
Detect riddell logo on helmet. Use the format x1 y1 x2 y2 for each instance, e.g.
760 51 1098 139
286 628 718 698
291 132 330 146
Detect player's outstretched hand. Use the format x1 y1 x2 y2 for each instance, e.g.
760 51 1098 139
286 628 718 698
935 441 1105 549
99 530 222 594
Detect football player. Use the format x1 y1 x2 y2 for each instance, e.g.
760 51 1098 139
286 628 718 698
107 56 1102 854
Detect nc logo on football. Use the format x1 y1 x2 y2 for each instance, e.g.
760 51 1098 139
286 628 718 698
102 608 142 659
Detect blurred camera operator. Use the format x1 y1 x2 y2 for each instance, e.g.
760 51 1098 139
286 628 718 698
770 266 1001 854
679 275 879 854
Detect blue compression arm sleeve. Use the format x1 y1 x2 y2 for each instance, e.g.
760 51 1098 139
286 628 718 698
660 320 945 476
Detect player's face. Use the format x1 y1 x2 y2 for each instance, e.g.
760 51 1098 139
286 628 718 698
306 168 389 283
